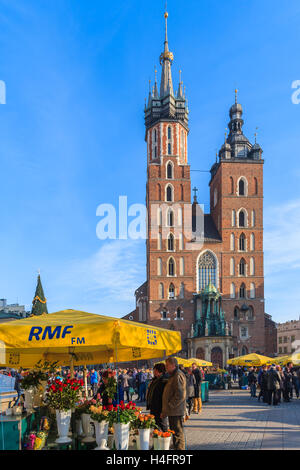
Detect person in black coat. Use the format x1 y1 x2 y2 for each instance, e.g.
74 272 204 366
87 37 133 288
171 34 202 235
267 365 281 406
146 363 168 432
283 363 293 402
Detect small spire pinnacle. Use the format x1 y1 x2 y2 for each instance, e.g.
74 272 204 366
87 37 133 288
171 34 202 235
225 128 228 143
159 7 174 97
235 88 238 104
254 126 258 144
193 186 198 203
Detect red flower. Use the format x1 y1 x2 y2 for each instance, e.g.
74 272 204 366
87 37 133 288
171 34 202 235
107 405 113 411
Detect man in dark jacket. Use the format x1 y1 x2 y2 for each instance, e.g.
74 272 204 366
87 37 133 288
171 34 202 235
146 363 168 431
283 362 293 402
257 365 268 402
248 367 258 398
161 357 187 450
191 363 202 413
267 365 281 406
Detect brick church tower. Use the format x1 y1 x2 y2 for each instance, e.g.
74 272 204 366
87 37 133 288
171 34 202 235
123 11 276 361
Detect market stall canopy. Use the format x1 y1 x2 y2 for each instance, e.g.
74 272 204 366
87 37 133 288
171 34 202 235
227 353 272 367
187 358 213 367
269 353 300 366
0 310 182 368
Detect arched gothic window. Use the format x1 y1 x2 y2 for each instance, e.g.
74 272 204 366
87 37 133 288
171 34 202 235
198 251 217 290
176 307 182 319
239 258 246 276
168 233 174 251
239 210 246 227
166 185 173 202
179 282 184 299
167 209 174 227
167 126 172 155
168 283 175 299
238 178 246 196
239 233 246 251
168 258 175 276
167 162 173 179
158 283 164 299
239 283 246 299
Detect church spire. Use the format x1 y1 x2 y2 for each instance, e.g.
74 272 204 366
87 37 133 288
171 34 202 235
159 10 174 97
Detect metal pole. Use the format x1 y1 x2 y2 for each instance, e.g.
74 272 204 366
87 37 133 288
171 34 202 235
83 365 88 397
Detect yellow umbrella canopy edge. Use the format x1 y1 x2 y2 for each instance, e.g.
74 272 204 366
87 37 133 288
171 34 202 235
188 357 213 367
0 310 182 368
227 353 273 367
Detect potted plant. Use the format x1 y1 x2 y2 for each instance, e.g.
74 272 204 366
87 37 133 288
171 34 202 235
157 429 175 450
108 401 140 450
90 404 110 450
152 429 160 450
132 413 156 450
75 398 98 442
44 377 83 444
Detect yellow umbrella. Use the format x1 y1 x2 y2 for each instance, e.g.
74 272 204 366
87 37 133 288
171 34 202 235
187 357 213 367
0 310 182 368
271 353 300 366
173 357 191 367
227 353 272 367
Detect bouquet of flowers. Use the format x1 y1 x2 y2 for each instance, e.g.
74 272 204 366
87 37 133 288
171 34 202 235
153 429 175 438
104 369 117 399
21 361 59 390
106 401 140 426
131 413 156 430
44 378 83 411
75 398 100 418
89 404 110 423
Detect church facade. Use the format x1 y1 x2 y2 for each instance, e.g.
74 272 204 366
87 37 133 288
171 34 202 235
123 12 277 365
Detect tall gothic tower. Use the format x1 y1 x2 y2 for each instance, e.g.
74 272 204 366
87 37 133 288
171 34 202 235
144 11 193 337
124 11 276 361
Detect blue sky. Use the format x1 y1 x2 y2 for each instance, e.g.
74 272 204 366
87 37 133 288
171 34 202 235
0 0 299 323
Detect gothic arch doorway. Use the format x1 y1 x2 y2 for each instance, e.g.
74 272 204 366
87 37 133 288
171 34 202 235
211 347 223 368
196 347 205 360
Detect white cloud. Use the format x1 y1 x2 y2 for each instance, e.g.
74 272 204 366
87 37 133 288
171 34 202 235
49 239 145 317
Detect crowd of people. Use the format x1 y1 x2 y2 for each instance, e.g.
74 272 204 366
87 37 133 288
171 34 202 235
229 362 300 406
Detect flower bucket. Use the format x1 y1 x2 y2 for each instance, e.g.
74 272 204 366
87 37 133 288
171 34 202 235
81 413 95 442
76 419 84 437
138 428 150 450
153 437 159 450
94 421 109 450
113 423 130 450
158 436 172 450
55 410 72 444
24 389 35 412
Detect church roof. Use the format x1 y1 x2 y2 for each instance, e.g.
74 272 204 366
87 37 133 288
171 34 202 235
204 215 222 243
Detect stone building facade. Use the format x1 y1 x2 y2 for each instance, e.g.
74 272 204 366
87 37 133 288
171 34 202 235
277 319 300 356
123 12 277 362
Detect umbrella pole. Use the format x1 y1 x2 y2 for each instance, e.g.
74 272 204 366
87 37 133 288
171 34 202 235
83 365 88 398
70 355 74 379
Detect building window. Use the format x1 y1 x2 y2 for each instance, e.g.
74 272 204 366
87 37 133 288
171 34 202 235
157 207 162 226
238 210 246 227
214 188 218 207
167 126 172 155
162 309 167 320
254 177 258 195
176 307 182 319
159 283 164 299
232 210 236 227
279 347 282 354
168 233 175 251
250 257 255 276
230 177 234 195
179 282 184 299
167 162 173 179
239 258 246 276
240 326 248 339
152 128 158 160
239 233 246 251
166 185 173 202
198 251 217 290
168 283 175 299
157 258 162 276
234 307 239 319
239 179 245 196
230 283 236 299
179 232 184 250
284 336 287 343
279 337 282 344
250 283 255 299
167 209 174 227
250 233 255 251
230 233 235 251
180 185 184 201
239 283 246 299
168 258 175 276
248 306 254 320
251 210 255 227
180 257 185 275
230 257 235 276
